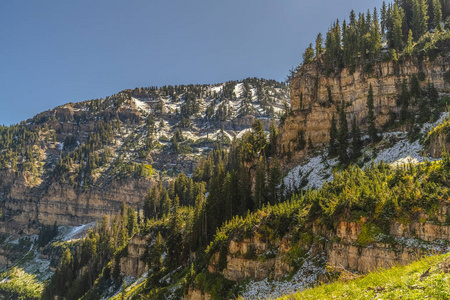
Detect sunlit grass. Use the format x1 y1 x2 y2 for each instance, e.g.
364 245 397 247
277 253 450 299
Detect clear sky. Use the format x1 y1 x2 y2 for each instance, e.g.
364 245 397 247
0 0 385 125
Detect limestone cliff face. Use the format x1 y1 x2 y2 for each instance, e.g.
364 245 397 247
428 132 450 158
119 235 148 278
208 204 450 282
208 236 291 282
279 56 450 160
0 173 154 232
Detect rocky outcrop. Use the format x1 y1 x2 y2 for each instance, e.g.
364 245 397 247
428 132 450 158
208 236 291 282
120 235 148 278
326 242 421 273
325 206 450 273
209 205 450 283
0 175 155 232
279 56 450 161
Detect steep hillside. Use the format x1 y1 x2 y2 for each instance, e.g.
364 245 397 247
0 78 288 276
0 78 288 232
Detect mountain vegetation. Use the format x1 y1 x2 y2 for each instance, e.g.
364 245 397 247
279 252 450 300
3 1 450 300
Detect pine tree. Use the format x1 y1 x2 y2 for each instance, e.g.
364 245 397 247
399 79 411 122
413 0 429 40
337 100 349 164
303 43 315 64
166 196 181 268
315 33 323 57
404 29 415 54
268 158 281 205
268 122 278 157
329 114 338 157
427 81 439 106
251 119 267 154
371 7 382 59
153 232 164 269
367 84 378 143
433 0 443 30
327 86 333 103
254 157 266 209
410 74 422 98
172 134 179 153
381 1 388 34
351 118 363 160
222 172 235 220
392 4 404 50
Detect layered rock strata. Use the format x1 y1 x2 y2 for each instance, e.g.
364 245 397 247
280 56 450 161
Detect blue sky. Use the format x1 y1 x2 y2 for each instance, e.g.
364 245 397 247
0 0 384 125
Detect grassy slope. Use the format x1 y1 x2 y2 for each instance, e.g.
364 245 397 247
278 253 450 300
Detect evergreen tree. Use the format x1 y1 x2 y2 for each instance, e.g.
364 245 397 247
329 114 338 157
371 7 382 59
251 119 267 155
315 33 323 57
267 158 281 205
160 188 171 218
392 4 404 50
337 100 349 164
267 122 278 157
222 171 235 220
254 157 267 209
205 162 225 240
145 231 164 286
172 134 179 153
303 43 315 64
399 79 411 122
166 196 182 268
410 74 422 98
413 0 429 40
404 29 415 54
433 0 443 30
381 1 388 33
351 118 363 160
427 81 439 106
367 84 378 143
418 95 432 122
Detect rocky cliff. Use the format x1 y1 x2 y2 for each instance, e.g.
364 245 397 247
279 56 450 161
206 204 450 286
2 177 153 232
119 235 148 278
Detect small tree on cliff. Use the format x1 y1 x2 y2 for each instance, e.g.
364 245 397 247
367 84 379 143
315 33 324 57
433 0 443 31
399 79 411 122
303 43 315 64
329 114 338 157
338 100 349 164
413 0 429 40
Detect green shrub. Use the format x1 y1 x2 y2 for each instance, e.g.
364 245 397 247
356 223 383 246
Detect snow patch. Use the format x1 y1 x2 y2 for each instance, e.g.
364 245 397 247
62 222 96 242
131 97 151 113
240 254 326 300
